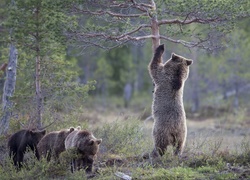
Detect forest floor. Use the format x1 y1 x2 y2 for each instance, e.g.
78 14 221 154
77 107 250 179
0 107 250 179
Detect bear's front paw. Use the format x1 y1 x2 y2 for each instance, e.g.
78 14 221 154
157 44 164 51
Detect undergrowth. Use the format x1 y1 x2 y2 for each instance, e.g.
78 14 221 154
0 118 249 179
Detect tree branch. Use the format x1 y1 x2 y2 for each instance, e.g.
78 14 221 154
130 0 154 12
68 23 151 42
158 17 221 25
160 35 214 50
117 24 151 40
72 6 148 18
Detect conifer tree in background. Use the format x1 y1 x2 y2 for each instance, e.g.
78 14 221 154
0 0 18 135
0 44 17 135
4 0 94 129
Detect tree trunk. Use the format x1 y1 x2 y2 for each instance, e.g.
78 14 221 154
132 45 144 93
233 79 239 110
35 5 42 129
222 80 228 100
0 43 18 135
190 49 200 113
36 51 42 129
150 0 160 51
151 15 160 51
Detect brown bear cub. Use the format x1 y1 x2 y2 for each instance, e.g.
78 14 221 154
8 129 46 168
37 127 75 161
148 44 192 157
65 130 102 173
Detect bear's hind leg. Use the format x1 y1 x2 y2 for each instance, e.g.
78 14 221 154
173 135 185 156
12 152 18 167
16 152 24 169
71 158 76 173
153 141 169 157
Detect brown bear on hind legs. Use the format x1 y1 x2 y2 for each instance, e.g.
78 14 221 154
37 127 75 161
148 44 192 157
65 130 102 173
8 129 46 168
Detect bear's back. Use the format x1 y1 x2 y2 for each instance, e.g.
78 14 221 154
65 130 79 149
37 131 58 149
8 130 27 149
65 130 92 149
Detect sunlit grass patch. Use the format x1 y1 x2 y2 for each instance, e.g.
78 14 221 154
132 166 204 180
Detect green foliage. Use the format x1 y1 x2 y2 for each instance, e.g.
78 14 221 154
104 46 134 95
160 0 249 43
94 118 148 156
6 0 75 50
0 0 96 128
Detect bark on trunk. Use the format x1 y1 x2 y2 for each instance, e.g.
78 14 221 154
233 80 239 110
132 45 144 93
35 6 42 129
151 15 160 52
190 49 199 113
36 52 42 129
150 0 160 51
0 43 18 135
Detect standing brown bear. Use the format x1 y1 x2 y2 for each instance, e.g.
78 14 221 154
148 44 192 157
65 130 102 173
8 129 46 168
37 127 75 161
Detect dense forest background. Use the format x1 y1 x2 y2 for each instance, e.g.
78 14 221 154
0 0 249 131
0 0 250 179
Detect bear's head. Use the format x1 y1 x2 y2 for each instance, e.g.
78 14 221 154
159 45 192 90
29 129 46 145
76 130 102 156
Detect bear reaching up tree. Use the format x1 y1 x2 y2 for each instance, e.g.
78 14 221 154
8 129 46 168
148 44 192 157
37 127 75 161
65 130 102 173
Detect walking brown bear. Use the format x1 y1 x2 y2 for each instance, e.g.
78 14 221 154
8 129 46 168
65 130 102 173
37 127 75 161
148 44 192 157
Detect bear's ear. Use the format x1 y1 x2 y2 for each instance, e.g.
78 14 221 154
76 126 81 130
96 139 102 145
69 127 74 132
171 53 179 61
88 139 94 146
41 130 46 135
186 59 193 66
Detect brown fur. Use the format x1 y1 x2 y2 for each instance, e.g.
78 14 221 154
37 127 74 161
148 44 192 157
65 130 102 173
8 129 46 168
